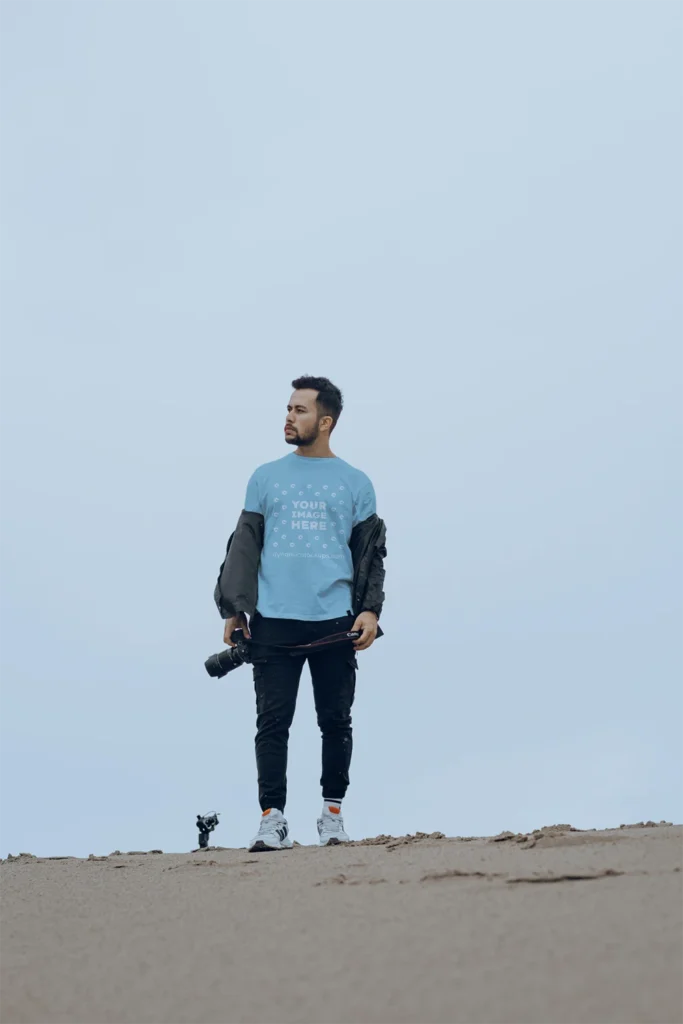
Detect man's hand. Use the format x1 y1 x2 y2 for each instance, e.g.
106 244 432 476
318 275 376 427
223 613 251 647
352 611 378 652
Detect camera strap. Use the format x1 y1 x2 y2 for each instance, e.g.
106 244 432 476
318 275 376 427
287 630 362 654
251 630 362 657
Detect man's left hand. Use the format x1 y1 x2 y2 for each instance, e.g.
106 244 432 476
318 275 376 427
352 611 378 652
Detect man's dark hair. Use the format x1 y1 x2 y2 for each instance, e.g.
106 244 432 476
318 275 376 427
291 376 344 431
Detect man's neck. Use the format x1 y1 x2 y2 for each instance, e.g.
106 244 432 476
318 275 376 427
295 439 335 459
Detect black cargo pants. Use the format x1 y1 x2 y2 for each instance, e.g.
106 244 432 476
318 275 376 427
249 613 357 812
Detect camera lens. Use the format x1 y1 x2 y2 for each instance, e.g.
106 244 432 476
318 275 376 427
204 647 245 678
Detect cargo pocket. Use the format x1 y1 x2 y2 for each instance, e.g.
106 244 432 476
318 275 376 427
252 661 265 681
252 657 268 709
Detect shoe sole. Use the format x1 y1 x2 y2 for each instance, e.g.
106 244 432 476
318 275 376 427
249 840 292 853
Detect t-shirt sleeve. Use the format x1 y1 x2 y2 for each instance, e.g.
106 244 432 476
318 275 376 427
243 470 263 514
353 474 377 527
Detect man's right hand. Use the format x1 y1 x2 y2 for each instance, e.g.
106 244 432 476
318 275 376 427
223 613 251 646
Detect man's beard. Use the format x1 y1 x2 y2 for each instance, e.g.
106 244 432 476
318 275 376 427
285 424 319 447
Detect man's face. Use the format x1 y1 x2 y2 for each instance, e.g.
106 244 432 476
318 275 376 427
284 389 325 446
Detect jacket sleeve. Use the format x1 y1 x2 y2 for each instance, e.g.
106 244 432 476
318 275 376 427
213 511 264 619
362 532 387 618
349 515 387 619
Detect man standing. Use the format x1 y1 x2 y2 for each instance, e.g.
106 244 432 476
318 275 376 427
215 376 387 851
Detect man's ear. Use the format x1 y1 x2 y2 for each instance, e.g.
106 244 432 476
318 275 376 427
319 415 333 435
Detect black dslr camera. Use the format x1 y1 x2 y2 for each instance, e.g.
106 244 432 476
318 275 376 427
204 629 252 678
205 626 364 680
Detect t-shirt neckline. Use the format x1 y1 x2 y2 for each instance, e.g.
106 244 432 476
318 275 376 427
290 453 339 462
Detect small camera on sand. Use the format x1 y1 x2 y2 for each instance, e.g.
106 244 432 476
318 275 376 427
196 812 220 849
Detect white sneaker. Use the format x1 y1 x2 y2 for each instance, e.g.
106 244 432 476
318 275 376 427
249 809 294 852
317 806 350 846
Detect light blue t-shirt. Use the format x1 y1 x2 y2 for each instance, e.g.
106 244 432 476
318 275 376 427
243 452 377 621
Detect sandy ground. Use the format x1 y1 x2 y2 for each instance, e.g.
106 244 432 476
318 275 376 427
1 823 681 1024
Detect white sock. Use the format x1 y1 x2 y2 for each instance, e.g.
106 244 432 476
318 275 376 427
323 799 342 815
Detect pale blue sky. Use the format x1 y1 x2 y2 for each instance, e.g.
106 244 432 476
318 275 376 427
1 0 681 857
